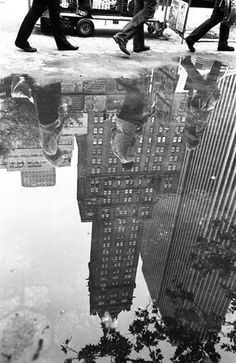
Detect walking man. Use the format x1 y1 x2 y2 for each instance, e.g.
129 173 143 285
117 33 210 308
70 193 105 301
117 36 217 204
113 0 158 55
15 0 78 52
185 0 234 52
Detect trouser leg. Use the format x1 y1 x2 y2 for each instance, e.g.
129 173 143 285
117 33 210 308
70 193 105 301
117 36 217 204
119 0 156 41
218 22 230 46
34 83 61 125
15 0 47 45
205 60 222 85
181 58 207 90
48 0 69 48
133 0 145 49
187 3 224 43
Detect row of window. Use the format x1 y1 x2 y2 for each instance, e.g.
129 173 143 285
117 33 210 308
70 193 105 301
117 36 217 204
93 127 104 134
94 116 104 123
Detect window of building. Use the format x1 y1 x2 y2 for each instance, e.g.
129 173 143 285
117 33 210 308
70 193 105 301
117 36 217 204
93 128 98 134
99 127 104 134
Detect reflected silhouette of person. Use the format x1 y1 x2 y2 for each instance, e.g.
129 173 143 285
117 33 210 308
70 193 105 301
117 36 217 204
181 57 222 151
11 75 66 162
111 78 153 169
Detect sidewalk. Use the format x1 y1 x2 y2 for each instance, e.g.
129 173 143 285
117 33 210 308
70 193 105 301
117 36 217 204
0 0 235 79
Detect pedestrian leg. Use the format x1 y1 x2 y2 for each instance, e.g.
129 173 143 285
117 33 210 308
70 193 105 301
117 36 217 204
15 0 47 51
185 2 224 52
48 0 79 50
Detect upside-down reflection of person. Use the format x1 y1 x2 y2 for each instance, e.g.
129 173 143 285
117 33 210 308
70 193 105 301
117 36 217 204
181 56 222 151
11 75 67 165
111 78 163 169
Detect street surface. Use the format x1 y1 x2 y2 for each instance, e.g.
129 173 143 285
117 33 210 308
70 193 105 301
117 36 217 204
0 0 236 78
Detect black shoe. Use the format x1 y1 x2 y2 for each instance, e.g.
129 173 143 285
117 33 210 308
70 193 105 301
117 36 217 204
58 44 79 51
133 45 150 53
15 41 37 52
113 34 130 56
217 45 234 51
185 37 195 52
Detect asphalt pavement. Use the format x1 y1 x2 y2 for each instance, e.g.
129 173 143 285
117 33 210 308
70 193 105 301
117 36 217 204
0 0 236 79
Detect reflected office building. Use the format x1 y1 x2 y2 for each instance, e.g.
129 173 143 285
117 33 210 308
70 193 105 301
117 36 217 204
76 65 188 322
141 61 236 337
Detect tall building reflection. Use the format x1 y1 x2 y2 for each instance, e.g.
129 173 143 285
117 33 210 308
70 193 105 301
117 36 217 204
141 61 236 338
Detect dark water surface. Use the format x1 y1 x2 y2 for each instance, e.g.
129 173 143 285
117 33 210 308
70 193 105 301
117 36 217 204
0 56 235 363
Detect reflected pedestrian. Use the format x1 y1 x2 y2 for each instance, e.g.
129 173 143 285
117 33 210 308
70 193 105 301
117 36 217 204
111 78 152 167
185 0 234 52
15 0 78 52
181 56 222 150
11 75 66 158
113 0 157 55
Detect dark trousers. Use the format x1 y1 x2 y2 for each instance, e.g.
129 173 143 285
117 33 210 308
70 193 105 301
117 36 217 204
187 0 230 46
118 0 157 42
34 83 61 125
133 0 145 49
15 0 69 49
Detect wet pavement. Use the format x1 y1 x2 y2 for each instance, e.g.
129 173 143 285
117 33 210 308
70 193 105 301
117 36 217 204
0 54 236 363
0 2 236 363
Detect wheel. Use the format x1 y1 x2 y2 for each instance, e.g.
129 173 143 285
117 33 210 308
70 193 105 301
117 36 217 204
147 24 155 34
40 17 51 34
76 18 94 37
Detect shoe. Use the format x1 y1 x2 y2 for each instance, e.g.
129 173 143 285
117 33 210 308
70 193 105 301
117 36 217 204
113 34 130 56
15 41 37 52
217 45 234 51
185 37 195 53
133 45 150 53
58 44 79 51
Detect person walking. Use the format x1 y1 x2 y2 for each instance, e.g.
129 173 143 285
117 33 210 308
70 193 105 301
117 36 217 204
15 0 78 52
113 0 157 55
185 0 234 52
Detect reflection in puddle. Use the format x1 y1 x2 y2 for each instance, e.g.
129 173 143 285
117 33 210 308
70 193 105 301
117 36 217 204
0 56 235 362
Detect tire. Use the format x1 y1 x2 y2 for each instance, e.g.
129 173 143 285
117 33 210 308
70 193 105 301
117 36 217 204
147 24 155 34
76 18 94 37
